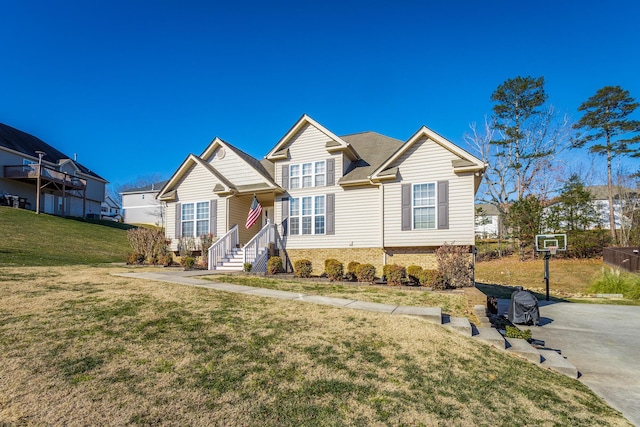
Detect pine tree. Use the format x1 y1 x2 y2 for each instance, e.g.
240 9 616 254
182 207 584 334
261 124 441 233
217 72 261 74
573 86 640 241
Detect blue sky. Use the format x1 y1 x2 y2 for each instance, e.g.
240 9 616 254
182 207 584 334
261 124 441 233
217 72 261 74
2 0 639 190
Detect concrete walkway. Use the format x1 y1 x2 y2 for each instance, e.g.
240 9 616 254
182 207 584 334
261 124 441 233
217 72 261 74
113 270 443 323
498 299 640 426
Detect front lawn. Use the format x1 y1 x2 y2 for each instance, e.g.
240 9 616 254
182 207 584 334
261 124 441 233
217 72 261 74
0 265 630 426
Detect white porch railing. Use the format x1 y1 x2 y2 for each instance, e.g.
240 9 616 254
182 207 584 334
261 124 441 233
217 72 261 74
243 220 274 272
208 224 239 270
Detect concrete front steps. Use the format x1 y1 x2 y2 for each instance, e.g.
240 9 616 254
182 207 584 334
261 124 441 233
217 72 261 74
212 247 269 272
455 304 578 378
403 305 577 378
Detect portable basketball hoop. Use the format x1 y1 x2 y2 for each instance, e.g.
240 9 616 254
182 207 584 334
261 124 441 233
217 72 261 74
535 234 568 301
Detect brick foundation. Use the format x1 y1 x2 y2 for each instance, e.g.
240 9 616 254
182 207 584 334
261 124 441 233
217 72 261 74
285 247 446 277
286 248 386 276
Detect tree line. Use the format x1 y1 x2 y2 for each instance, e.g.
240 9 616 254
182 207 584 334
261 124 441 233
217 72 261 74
467 77 640 258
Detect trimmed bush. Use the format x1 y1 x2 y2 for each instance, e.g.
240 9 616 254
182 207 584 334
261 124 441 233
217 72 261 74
183 256 195 269
324 259 344 281
383 264 405 286
294 259 313 278
346 261 361 281
421 269 442 288
243 262 252 272
356 263 376 284
267 256 283 275
406 265 424 285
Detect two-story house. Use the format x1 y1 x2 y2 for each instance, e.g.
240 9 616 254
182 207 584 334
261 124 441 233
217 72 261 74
157 115 485 274
0 122 107 218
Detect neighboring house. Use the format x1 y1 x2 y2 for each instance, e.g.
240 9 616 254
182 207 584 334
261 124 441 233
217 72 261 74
120 181 167 226
157 114 486 273
101 195 122 221
586 185 638 230
0 122 107 217
475 203 500 238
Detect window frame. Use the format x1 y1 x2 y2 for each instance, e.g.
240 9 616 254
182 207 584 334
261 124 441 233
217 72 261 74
412 183 437 230
181 201 210 237
289 194 326 235
289 160 326 189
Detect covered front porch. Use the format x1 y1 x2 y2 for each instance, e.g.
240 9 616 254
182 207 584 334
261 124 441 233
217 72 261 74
209 191 289 272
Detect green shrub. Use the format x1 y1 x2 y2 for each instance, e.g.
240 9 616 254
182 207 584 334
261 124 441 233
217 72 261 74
243 262 253 272
356 263 376 284
421 269 442 287
324 259 344 281
183 256 195 269
294 259 313 278
267 256 283 275
588 268 640 300
383 264 405 286
406 265 424 285
505 325 532 341
346 261 361 281
566 229 611 258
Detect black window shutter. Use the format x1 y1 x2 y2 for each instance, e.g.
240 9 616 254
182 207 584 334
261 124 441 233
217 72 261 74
175 203 182 238
401 184 411 231
210 199 217 235
437 180 449 230
326 158 335 186
282 165 289 190
281 197 289 236
326 193 335 235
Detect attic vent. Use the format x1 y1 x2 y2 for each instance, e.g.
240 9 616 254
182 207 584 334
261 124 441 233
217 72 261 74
216 148 226 159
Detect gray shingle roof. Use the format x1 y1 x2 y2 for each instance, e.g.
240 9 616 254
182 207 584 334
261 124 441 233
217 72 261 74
338 132 404 184
0 122 106 181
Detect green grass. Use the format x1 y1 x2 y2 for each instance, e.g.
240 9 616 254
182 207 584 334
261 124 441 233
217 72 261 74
588 268 640 300
0 206 131 266
0 266 631 426
475 255 640 305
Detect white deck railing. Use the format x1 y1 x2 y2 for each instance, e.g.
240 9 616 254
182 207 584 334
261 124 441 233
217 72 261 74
208 224 239 270
243 220 274 272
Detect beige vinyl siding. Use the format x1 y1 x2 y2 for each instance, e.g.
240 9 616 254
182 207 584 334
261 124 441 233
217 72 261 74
383 136 476 246
207 147 268 186
165 162 228 248
275 185 381 249
274 124 343 186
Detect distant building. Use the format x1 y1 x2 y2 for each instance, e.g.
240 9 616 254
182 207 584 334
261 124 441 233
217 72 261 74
0 122 107 217
586 185 639 230
475 203 500 238
101 195 122 221
120 181 167 226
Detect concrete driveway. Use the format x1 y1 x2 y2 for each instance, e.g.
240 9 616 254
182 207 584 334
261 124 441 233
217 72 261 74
500 300 640 426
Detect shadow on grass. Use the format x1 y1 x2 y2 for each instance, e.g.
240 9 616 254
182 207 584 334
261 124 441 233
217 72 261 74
64 216 137 230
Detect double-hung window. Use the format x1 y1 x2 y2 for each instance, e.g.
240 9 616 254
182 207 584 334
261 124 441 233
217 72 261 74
413 183 436 229
181 201 210 237
289 161 326 189
289 195 325 235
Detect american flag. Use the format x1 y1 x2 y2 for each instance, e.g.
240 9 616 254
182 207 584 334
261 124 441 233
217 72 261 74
245 195 262 229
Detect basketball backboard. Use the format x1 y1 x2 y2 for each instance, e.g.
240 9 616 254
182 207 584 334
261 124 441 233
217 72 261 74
535 234 567 252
